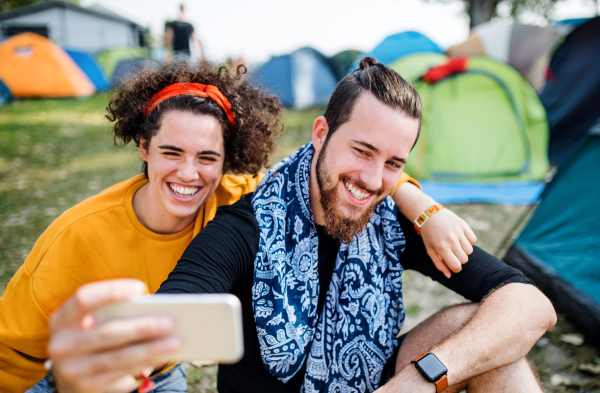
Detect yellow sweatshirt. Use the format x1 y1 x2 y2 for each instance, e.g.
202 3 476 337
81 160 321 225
0 173 263 392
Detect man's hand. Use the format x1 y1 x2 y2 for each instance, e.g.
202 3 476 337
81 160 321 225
48 279 181 393
393 181 477 278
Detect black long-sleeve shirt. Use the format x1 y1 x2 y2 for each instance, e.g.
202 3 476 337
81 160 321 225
158 193 533 393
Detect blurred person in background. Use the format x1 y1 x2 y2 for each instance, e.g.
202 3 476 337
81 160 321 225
0 59 478 392
165 4 205 62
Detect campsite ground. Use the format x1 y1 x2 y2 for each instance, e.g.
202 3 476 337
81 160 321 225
1 96 598 392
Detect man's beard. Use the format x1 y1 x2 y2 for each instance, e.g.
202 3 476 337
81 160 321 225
316 142 384 243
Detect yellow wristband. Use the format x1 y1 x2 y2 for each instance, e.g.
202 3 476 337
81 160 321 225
413 204 445 235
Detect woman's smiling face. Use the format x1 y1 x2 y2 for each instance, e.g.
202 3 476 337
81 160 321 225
140 110 225 226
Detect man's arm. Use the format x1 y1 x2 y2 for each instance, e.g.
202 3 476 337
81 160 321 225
393 180 477 278
158 194 258 294
378 216 556 392
164 26 173 50
380 283 555 392
432 283 556 385
190 31 206 60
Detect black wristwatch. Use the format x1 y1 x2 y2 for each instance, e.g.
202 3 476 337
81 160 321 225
411 353 448 392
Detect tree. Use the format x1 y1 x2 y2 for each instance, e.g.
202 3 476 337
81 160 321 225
1 0 79 13
431 0 564 29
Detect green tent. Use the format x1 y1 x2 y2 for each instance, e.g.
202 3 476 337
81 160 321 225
390 54 549 181
95 47 150 79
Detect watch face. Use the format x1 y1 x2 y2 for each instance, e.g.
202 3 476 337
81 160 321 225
416 353 447 382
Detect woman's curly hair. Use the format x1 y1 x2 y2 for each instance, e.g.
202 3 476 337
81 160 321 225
106 61 283 176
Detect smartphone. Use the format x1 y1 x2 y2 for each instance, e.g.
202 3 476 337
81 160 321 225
95 294 244 364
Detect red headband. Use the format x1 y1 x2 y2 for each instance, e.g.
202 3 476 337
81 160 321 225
143 83 236 133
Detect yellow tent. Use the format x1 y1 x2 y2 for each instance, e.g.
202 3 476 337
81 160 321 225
0 33 95 98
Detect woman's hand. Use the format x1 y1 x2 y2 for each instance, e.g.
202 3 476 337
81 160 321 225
47 279 181 393
393 181 477 278
418 208 477 278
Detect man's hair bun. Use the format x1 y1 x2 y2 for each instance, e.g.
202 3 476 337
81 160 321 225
358 56 378 70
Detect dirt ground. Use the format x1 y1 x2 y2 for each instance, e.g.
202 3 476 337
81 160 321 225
1 98 598 392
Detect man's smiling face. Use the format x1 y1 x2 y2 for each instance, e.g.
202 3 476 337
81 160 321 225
312 91 420 242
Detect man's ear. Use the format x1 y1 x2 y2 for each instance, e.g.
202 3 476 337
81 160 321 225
139 138 149 162
312 116 329 154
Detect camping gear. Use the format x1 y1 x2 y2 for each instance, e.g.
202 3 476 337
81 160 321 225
447 20 560 91
0 78 12 106
390 52 447 82
330 49 360 74
350 31 442 71
540 17 600 165
504 123 600 343
0 32 95 98
110 58 159 86
64 48 109 91
391 54 550 182
95 47 150 79
252 47 341 109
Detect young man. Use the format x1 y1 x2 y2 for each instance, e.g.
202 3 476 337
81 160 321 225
45 58 555 393
165 4 205 61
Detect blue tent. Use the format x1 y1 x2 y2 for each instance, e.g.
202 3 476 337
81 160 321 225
540 17 600 164
252 47 341 109
504 122 600 343
350 31 442 71
0 77 12 106
64 49 109 92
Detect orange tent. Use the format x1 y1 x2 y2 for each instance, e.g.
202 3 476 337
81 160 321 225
0 33 95 98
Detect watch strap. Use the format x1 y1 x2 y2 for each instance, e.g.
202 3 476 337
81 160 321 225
411 353 427 362
435 374 448 392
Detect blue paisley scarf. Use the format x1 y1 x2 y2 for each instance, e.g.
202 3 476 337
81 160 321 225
251 142 406 393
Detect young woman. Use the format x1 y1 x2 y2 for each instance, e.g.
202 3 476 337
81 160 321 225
1 62 475 393
0 61 282 392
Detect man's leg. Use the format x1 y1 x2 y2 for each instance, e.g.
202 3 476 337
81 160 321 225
394 303 541 393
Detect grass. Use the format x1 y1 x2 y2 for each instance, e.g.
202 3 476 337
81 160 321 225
1 96 599 392
0 95 142 291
